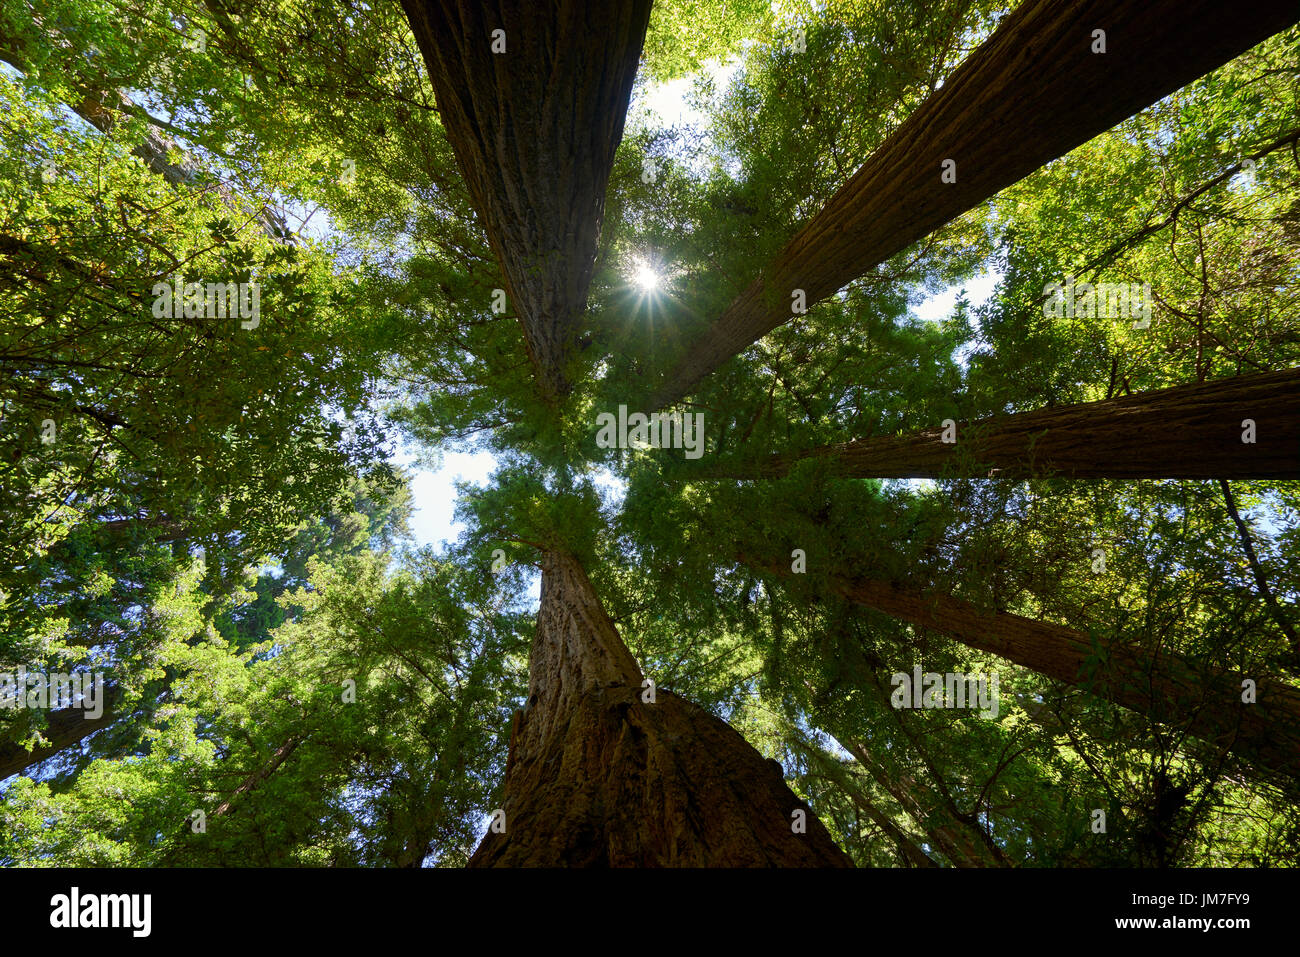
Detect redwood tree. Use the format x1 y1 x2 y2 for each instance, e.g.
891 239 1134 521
5 0 1300 869
697 368 1300 481
389 0 1300 865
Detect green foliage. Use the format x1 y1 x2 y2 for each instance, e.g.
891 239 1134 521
2 0 1299 869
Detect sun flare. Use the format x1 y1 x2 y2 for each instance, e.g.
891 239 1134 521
631 261 662 293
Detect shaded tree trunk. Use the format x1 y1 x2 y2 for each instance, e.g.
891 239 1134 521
792 675 1008 866
400 0 653 403
0 35 193 186
699 369 1300 480
209 734 305 819
0 684 121 780
803 759 939 867
846 789 939 868
468 551 851 866
159 731 307 864
742 556 1300 784
648 0 1300 409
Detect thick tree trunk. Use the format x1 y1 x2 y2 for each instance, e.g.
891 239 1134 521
400 0 653 403
742 556 1300 783
0 684 121 780
468 551 851 866
700 369 1300 480
840 579 1300 782
648 0 1300 409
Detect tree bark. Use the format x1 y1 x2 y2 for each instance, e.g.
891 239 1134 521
0 684 122 780
742 556 1300 784
698 369 1300 480
468 551 851 866
400 0 653 403
648 0 1300 409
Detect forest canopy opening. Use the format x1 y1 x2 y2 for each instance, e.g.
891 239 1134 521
1 0 1298 872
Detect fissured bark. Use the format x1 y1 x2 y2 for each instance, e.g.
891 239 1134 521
469 552 851 866
649 0 1300 408
744 555 1300 785
700 369 1300 480
400 0 653 403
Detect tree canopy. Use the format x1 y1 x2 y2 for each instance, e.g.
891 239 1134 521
2 0 1299 868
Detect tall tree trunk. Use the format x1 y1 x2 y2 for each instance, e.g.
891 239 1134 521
787 718 971 867
792 677 1009 866
742 556 1300 784
160 732 307 864
0 684 121 780
648 0 1300 409
0 34 192 186
400 0 653 403
469 551 851 866
698 369 1300 480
